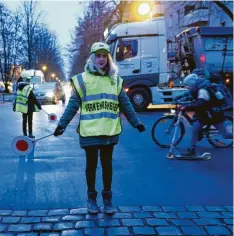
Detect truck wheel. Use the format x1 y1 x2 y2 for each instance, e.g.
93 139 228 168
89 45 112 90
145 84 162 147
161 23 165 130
128 88 151 111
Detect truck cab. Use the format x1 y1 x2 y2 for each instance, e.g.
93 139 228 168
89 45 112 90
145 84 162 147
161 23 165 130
105 17 186 111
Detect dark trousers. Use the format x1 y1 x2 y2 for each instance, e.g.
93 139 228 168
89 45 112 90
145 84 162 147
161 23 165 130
22 112 33 135
84 145 114 192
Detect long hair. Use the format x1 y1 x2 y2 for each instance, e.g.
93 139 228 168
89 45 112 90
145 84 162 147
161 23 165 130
85 53 118 79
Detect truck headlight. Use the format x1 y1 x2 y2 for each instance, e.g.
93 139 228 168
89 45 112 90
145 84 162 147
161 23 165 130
45 91 54 98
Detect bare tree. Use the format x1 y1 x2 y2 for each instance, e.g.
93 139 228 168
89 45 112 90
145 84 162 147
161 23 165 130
67 0 112 76
0 1 65 86
31 25 65 81
0 3 12 81
20 0 43 69
0 2 23 85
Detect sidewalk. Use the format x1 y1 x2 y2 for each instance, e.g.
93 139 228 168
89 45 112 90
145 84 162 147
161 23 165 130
0 205 233 235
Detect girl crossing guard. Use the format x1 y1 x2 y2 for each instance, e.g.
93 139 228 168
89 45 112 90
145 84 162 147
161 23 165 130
54 42 145 214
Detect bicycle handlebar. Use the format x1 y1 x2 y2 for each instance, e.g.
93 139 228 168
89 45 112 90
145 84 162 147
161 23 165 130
171 100 191 106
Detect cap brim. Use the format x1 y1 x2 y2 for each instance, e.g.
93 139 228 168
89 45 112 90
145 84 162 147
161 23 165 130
92 49 109 54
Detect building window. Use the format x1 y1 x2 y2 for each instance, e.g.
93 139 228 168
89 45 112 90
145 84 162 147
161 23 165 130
177 10 180 26
184 5 195 15
169 14 172 28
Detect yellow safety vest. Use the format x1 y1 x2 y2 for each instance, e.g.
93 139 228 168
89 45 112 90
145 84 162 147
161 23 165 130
15 85 39 113
71 72 123 137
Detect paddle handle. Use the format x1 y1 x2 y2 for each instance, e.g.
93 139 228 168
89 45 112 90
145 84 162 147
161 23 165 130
42 108 49 115
33 133 54 142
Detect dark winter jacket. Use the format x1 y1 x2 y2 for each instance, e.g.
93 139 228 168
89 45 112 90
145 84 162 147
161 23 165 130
185 80 224 124
58 73 141 148
15 82 41 112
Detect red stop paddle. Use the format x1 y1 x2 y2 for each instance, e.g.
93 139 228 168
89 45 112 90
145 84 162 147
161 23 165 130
11 133 54 155
41 108 57 123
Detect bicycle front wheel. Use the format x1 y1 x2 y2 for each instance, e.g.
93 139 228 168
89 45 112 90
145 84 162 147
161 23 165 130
151 116 184 148
207 116 233 148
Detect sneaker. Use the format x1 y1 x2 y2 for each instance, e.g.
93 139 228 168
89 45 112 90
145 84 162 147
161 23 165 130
28 134 35 139
87 191 98 214
103 199 115 214
87 199 98 214
181 147 196 157
102 190 115 214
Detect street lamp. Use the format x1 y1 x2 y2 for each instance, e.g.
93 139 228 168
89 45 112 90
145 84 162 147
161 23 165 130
138 2 151 16
51 73 55 79
42 65 47 81
42 65 47 71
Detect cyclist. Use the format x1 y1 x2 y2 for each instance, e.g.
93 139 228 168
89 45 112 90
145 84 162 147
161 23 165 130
177 73 232 156
174 68 210 102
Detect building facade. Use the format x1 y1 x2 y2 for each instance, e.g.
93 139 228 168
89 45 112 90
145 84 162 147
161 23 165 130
162 1 233 41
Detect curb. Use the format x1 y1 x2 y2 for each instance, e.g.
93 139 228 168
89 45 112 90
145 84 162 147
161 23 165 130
0 205 232 235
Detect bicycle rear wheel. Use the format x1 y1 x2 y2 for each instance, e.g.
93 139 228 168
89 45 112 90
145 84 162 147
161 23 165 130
151 116 184 148
206 116 233 148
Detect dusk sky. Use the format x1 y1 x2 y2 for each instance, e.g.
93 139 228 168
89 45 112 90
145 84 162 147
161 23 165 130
4 0 87 73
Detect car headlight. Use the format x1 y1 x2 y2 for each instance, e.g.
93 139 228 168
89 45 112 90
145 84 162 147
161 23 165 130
45 91 54 98
170 109 176 114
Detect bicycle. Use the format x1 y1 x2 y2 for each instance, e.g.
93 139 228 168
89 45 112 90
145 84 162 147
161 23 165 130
151 104 233 149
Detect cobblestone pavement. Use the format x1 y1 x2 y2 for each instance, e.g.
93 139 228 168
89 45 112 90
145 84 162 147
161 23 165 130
0 206 233 235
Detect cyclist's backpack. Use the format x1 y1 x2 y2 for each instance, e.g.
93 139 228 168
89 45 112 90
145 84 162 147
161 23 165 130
207 83 233 111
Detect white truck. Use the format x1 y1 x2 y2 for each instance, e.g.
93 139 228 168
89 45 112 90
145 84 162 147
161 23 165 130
22 69 45 84
104 17 186 111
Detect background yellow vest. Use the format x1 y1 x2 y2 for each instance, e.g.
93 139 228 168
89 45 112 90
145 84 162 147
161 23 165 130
15 85 39 113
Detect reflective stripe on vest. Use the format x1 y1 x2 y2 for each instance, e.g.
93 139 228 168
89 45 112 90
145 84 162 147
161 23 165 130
71 72 123 137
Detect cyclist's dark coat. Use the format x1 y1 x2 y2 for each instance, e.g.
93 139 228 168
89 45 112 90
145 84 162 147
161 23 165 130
184 80 224 125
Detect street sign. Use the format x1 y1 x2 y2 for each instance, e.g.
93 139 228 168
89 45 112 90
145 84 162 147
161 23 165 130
11 136 34 155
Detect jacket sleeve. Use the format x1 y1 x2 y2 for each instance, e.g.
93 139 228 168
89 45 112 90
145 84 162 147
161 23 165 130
175 90 193 101
185 98 209 109
118 88 140 128
58 89 81 129
185 89 210 109
29 91 41 108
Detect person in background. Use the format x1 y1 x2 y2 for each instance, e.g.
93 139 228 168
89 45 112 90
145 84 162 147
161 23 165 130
192 68 210 80
174 68 210 102
54 42 145 214
124 44 134 59
178 73 232 156
13 72 41 138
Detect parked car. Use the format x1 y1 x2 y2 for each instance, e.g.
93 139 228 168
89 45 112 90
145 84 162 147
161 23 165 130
33 82 65 105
